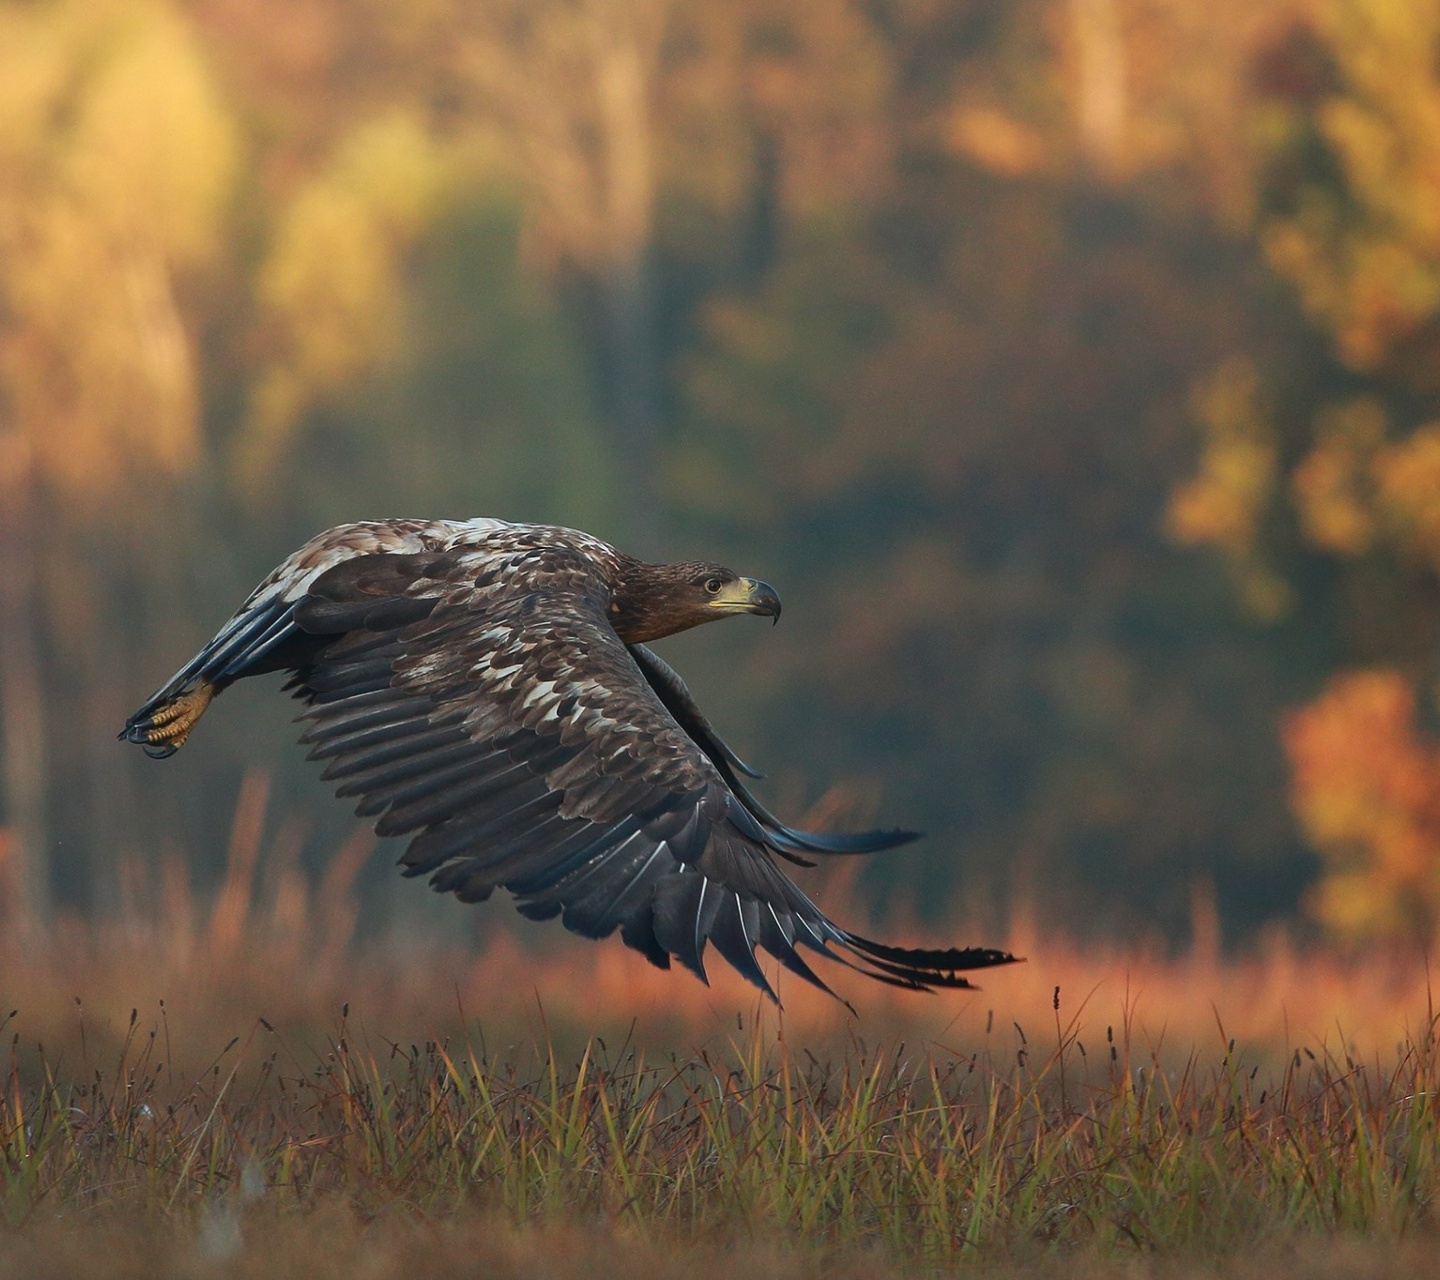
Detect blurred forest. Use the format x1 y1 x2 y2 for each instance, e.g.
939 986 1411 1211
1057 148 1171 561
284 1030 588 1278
2 0 1440 951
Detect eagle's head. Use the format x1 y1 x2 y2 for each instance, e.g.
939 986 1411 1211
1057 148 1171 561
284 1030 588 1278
609 560 782 643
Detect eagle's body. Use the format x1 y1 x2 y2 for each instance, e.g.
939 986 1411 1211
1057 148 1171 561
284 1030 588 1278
124 519 1015 999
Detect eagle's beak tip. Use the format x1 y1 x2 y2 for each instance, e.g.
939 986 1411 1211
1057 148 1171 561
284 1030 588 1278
745 578 782 621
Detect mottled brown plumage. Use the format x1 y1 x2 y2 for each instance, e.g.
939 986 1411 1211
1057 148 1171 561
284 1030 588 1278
123 519 1017 1001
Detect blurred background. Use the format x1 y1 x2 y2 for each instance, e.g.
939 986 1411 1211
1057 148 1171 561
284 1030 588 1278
1 0 1438 958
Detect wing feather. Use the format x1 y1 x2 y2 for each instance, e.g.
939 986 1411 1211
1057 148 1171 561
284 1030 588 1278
707 893 775 999
628 643 920 858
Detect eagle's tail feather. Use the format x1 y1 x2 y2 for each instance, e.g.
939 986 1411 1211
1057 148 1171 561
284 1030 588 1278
829 933 1021 992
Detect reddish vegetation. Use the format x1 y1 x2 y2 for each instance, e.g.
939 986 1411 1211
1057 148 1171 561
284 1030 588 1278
1285 670 1440 944
1 800 1433 1070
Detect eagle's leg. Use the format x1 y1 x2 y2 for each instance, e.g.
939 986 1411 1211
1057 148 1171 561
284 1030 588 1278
126 680 217 758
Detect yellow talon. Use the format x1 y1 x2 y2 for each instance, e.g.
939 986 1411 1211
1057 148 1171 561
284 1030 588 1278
143 681 216 749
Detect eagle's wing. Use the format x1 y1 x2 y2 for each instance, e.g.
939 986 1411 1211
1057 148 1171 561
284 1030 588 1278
273 545 1012 1000
627 644 920 861
124 528 1016 999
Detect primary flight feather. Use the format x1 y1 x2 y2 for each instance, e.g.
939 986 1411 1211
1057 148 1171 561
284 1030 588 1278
122 518 1016 1000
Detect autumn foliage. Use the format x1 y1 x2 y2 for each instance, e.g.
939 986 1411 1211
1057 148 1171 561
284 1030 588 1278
1285 671 1440 943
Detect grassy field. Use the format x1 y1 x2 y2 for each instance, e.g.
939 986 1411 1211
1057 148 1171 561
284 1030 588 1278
4 825 1440 1276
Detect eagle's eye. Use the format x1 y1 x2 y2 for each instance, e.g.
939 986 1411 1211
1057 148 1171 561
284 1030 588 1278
703 577 723 595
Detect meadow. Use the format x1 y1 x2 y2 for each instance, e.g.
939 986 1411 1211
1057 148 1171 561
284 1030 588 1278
3 821 1440 1278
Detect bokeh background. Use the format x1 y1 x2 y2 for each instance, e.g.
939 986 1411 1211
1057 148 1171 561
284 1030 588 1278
1 0 1438 959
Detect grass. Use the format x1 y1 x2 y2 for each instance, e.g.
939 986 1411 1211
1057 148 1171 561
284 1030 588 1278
3 794 1440 1275
5 968 1440 1276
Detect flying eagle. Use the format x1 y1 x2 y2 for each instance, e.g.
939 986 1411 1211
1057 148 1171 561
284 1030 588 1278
122 519 1016 1000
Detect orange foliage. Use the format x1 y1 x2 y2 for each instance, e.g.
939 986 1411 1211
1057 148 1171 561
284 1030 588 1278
1373 423 1440 570
1284 669 1440 942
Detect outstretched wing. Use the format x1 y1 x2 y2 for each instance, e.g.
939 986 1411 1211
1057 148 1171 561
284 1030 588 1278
627 644 921 862
285 546 1014 999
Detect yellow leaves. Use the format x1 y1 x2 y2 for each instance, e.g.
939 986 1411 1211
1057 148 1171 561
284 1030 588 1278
0 0 237 499
1284 670 1440 943
1290 400 1440 572
1168 361 1273 549
238 113 455 488
1371 426 1440 571
1291 398 1383 555
0 11 69 179
260 117 440 388
1178 361 1440 617
1263 0 1440 373
66 7 237 266
1166 359 1292 619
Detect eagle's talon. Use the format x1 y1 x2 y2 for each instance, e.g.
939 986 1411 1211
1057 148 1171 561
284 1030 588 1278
122 681 215 756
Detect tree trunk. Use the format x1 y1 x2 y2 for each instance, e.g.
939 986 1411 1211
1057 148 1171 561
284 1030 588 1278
0 432 49 924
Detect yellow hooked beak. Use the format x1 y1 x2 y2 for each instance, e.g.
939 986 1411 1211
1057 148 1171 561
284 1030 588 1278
708 577 782 622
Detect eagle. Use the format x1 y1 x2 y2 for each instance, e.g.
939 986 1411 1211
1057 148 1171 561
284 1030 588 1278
122 519 1016 1000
